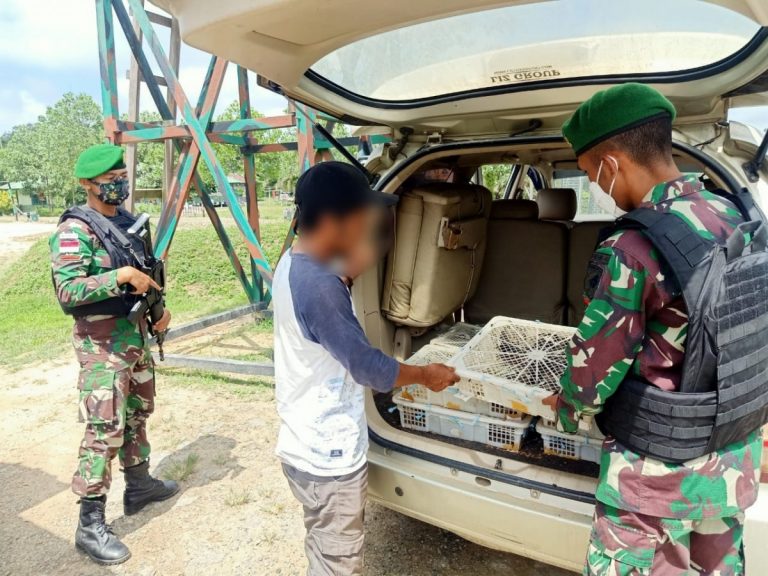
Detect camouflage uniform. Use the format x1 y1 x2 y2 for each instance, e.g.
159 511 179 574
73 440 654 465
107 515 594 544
586 503 745 576
50 216 155 498
555 176 762 575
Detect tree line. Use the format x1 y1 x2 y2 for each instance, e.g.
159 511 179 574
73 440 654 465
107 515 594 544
0 92 330 211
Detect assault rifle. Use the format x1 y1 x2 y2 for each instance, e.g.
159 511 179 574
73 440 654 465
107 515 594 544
126 214 168 360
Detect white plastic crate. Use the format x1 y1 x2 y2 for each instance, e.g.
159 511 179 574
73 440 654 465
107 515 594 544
450 316 576 420
431 322 481 349
396 389 526 419
401 345 473 410
405 344 456 367
535 421 602 464
402 344 525 419
393 396 529 452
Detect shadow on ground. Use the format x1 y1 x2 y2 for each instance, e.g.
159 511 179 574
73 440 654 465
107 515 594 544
1 434 242 576
0 462 109 576
112 434 244 536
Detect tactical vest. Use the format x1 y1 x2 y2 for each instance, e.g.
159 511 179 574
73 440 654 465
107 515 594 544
596 190 768 463
56 206 146 318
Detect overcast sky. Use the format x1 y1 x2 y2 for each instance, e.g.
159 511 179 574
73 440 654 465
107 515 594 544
0 0 766 134
0 0 289 134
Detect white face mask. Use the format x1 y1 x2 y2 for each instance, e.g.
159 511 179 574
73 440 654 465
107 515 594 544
589 156 626 217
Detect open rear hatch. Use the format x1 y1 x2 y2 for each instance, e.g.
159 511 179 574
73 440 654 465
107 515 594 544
149 0 768 488
152 0 768 137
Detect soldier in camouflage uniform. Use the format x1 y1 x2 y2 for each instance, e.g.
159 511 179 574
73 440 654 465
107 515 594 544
544 84 762 575
50 144 179 565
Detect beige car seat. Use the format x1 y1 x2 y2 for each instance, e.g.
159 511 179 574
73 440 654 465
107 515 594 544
567 221 610 325
382 182 492 327
464 199 568 325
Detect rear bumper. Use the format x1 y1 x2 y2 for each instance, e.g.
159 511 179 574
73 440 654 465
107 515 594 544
368 440 768 573
367 441 593 573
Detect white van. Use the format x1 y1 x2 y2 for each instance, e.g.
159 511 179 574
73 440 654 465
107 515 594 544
152 1 768 570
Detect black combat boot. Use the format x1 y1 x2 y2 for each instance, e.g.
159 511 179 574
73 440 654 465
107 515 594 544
75 496 131 565
123 460 180 516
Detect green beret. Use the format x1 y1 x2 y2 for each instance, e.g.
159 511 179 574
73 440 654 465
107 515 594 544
74 143 125 179
562 83 677 156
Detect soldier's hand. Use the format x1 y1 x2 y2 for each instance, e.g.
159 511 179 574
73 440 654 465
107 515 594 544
117 266 162 295
421 363 460 392
154 309 172 332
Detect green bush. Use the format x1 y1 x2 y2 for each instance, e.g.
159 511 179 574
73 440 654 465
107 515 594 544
0 191 12 215
134 201 163 215
36 205 64 218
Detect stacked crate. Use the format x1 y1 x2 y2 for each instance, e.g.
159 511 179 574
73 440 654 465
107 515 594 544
394 317 602 460
450 317 575 420
394 323 529 452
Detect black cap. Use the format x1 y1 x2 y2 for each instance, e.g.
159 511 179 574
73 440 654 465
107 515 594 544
294 162 397 231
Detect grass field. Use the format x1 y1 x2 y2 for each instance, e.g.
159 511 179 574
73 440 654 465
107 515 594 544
0 199 292 368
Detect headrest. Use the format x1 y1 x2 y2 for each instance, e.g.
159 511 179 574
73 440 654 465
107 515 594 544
490 199 539 220
536 188 577 220
408 182 491 214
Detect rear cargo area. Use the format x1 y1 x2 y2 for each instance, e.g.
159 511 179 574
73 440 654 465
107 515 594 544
373 321 601 478
371 160 611 478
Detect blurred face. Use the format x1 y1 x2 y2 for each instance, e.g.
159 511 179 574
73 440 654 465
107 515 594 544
311 206 379 277
333 207 375 257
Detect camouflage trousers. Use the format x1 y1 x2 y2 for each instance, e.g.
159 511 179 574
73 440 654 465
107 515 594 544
585 503 745 576
71 346 155 498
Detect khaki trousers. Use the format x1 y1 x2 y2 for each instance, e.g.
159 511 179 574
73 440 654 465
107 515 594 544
282 463 367 576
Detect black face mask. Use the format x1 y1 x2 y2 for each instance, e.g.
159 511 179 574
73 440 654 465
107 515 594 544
92 177 130 205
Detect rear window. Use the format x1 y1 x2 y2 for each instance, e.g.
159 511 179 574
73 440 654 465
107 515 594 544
550 173 605 219
310 0 760 102
477 165 540 200
551 171 707 219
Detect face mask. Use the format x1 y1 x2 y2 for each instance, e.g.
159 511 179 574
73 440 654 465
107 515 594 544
589 157 626 217
92 177 130 206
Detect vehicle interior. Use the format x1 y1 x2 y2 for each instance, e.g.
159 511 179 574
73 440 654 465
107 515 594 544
358 137 734 489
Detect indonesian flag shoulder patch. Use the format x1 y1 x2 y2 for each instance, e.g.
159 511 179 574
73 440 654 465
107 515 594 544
58 232 81 254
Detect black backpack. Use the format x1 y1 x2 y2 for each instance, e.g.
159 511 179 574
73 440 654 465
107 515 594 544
596 190 768 463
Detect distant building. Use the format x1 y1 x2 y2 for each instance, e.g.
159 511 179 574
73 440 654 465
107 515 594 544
227 173 246 193
0 181 47 207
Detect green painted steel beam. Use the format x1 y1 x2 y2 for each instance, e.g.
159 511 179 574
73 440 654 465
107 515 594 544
210 116 296 133
111 0 261 303
128 0 273 294
95 0 120 122
197 177 255 298
241 136 362 154
237 65 263 303
154 56 227 252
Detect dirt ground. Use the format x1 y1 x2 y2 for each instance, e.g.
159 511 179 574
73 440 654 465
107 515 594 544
0 219 56 274
0 359 572 576
0 220 572 576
